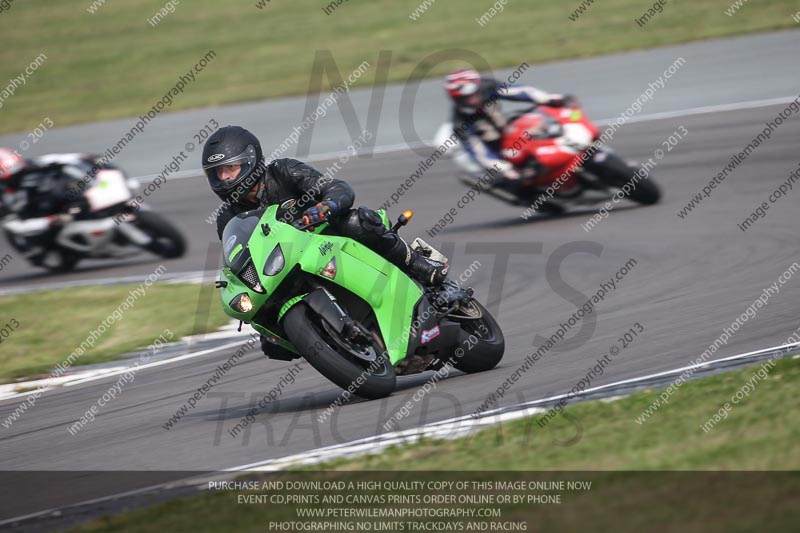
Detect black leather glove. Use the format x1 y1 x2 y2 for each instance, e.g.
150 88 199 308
301 200 338 226
548 94 578 108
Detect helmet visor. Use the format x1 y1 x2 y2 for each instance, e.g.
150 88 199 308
204 144 258 194
455 93 483 113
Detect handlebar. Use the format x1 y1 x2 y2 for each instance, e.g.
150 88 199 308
291 217 326 232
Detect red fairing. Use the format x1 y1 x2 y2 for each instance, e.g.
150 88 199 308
500 105 600 189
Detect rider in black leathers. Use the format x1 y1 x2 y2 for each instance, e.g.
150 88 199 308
203 126 448 359
0 150 102 266
0 149 93 221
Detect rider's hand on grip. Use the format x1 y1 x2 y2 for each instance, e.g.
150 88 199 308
301 201 338 228
548 94 578 108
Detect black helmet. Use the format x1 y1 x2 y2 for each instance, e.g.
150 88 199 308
202 126 264 203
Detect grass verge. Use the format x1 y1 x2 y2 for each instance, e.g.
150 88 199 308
2 0 798 133
71 356 800 531
0 282 228 382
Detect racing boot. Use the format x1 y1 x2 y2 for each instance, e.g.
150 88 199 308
339 207 448 287
385 236 447 287
407 251 448 287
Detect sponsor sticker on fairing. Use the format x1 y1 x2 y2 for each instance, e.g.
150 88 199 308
421 325 440 344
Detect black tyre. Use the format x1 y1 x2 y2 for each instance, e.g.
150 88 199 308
448 299 505 373
625 174 660 205
5 230 80 272
282 304 396 399
594 152 661 205
531 199 565 216
34 251 80 273
133 210 186 258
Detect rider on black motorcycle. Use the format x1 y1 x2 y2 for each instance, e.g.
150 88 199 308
444 68 573 188
203 126 448 356
0 148 94 231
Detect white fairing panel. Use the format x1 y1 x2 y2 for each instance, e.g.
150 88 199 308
411 237 449 265
433 123 459 157
31 153 87 166
84 169 132 211
556 123 594 154
3 217 51 236
56 218 118 252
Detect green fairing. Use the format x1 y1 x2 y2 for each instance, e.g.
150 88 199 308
219 205 422 365
376 209 391 230
227 243 243 263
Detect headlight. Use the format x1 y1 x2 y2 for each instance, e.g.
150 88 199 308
230 293 253 313
263 244 285 276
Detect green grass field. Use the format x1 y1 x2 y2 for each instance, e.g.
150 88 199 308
1 0 798 134
0 282 229 382
71 356 800 531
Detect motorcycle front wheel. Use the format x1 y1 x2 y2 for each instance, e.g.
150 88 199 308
590 152 661 205
282 303 396 399
133 211 186 258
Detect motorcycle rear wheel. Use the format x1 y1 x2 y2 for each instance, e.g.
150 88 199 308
448 299 505 373
593 152 660 205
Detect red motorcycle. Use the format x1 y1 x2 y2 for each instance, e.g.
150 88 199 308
438 101 660 214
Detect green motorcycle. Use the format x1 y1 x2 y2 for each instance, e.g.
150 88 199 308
216 203 504 399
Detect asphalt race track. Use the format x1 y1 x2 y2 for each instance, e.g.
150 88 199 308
1 32 799 522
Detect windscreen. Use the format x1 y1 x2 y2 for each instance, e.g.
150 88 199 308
221 209 265 272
